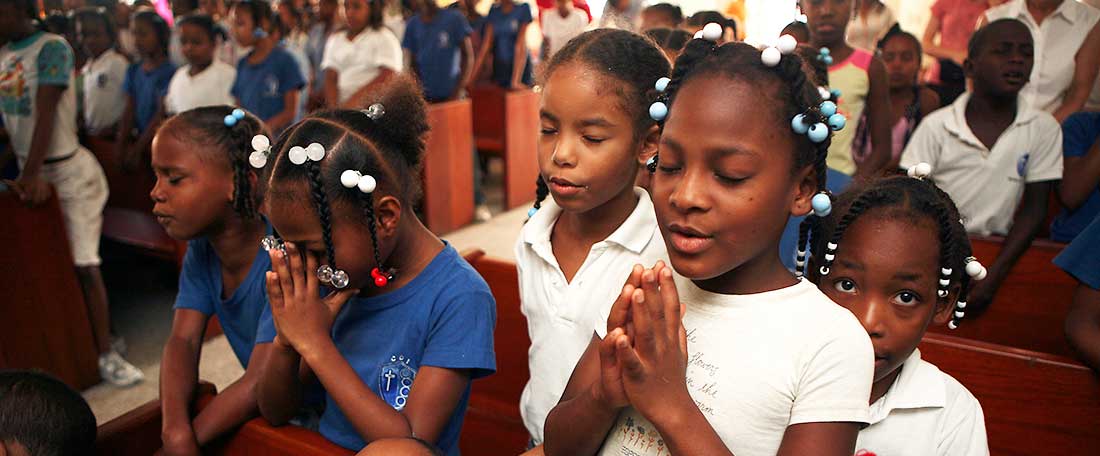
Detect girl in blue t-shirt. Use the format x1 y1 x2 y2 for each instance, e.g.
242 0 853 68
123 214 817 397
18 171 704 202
254 77 496 454
117 9 175 172
472 0 532 89
229 0 304 133
150 106 275 454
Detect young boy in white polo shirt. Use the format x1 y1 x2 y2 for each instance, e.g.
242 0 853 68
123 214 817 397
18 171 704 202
901 19 1063 315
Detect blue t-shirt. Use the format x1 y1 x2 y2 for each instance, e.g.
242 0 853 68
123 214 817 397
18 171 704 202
1053 214 1100 290
780 168 853 271
403 9 473 101
486 3 533 87
231 47 305 122
1050 111 1100 243
173 220 273 368
123 60 176 132
258 243 496 454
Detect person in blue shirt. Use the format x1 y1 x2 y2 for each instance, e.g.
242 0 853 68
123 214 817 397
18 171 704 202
1051 111 1100 243
472 0 533 89
229 0 304 133
255 78 496 455
117 9 176 172
150 106 276 454
403 0 474 102
1054 214 1100 375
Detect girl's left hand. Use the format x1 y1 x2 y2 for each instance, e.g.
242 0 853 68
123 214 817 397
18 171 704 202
616 261 692 420
266 242 358 357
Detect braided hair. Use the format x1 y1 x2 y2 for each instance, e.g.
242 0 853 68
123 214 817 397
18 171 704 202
160 106 268 219
266 77 429 284
809 175 976 328
530 28 671 213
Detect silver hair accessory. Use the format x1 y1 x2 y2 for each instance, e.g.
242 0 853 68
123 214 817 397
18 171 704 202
363 103 385 120
288 143 326 166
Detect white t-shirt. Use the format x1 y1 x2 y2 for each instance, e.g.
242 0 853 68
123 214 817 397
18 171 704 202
594 278 874 456
321 28 403 104
856 349 990 456
515 188 668 445
900 93 1063 236
0 32 81 163
984 0 1100 113
81 48 129 134
542 9 588 58
164 60 236 115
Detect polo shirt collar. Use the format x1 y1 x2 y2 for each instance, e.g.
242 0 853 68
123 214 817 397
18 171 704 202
522 187 657 256
946 92 1041 148
867 349 946 425
1008 0 1081 26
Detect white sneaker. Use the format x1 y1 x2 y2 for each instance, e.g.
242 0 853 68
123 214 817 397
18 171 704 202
474 204 493 222
98 350 144 387
111 336 128 356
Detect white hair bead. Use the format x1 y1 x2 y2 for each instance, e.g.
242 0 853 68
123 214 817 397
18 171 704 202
357 174 377 193
288 146 307 165
907 162 933 179
955 311 965 319
941 268 953 276
948 320 958 330
965 259 983 277
693 30 704 39
341 170 361 188
975 266 988 281
818 86 832 100
248 151 267 169
795 260 805 267
702 22 723 41
777 34 798 54
251 135 270 152
938 289 949 298
305 143 325 161
957 301 967 309
824 253 835 261
761 46 781 67
826 242 838 251
939 278 950 287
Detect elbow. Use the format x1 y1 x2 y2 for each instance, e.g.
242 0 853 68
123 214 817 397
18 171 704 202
1059 188 1087 211
255 383 293 426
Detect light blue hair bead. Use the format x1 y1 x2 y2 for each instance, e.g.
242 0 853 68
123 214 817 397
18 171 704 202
823 55 833 65
232 108 245 119
812 193 832 217
655 77 670 93
791 113 809 134
807 122 829 143
827 113 846 131
528 207 538 218
223 114 237 126
831 88 842 100
819 101 837 117
649 101 668 121
819 47 830 56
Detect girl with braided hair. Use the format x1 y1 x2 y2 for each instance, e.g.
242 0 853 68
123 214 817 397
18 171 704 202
253 77 496 454
544 31 872 456
151 106 276 455
809 170 990 456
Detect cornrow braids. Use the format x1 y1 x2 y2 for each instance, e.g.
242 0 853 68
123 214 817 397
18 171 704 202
809 175 978 329
306 160 337 268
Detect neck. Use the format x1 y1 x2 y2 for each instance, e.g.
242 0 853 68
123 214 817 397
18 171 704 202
558 8 570 17
189 59 212 74
1028 0 1063 13
144 52 166 66
555 187 639 249
889 84 916 102
348 24 367 37
693 245 798 295
812 38 850 55
366 216 445 297
967 89 1018 118
252 38 274 57
208 215 268 272
870 365 902 405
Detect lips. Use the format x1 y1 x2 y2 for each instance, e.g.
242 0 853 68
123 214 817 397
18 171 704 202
153 211 173 225
548 176 586 197
1002 70 1027 85
667 222 714 255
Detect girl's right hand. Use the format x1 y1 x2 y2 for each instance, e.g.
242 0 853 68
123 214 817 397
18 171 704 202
592 265 644 409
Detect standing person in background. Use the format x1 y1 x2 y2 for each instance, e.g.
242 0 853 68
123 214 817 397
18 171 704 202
273 6 313 119
541 0 588 60
846 0 897 52
983 0 1100 123
75 6 129 137
1051 111 1100 243
229 0 304 133
169 0 200 66
638 2 681 32
473 0 533 89
164 14 236 115
115 1 137 59
321 0 402 108
922 0 992 106
117 9 176 173
450 0 488 83
403 0 474 102
598 0 637 31
306 0 340 110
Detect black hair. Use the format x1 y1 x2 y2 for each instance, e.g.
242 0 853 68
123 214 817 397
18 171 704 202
644 27 691 55
160 106 269 219
0 0 39 21
530 28 671 213
782 20 809 40
659 39 832 272
687 10 736 39
809 175 976 328
133 9 171 56
967 17 1030 59
0 370 96 456
72 6 118 46
173 0 200 14
877 27 922 56
176 13 223 43
643 3 683 27
44 12 73 36
274 0 307 34
363 0 386 31
233 0 274 32
265 77 429 278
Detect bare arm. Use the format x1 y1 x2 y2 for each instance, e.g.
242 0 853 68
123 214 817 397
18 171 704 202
159 310 207 455
1066 284 1100 374
453 37 475 100
776 423 860 456
20 84 64 180
921 15 967 65
969 182 1053 314
510 23 529 88
255 340 305 426
265 89 300 132
189 343 274 443
324 69 339 108
470 25 494 89
857 56 893 179
543 336 627 456
1058 137 1100 210
1051 22 1100 124
339 69 395 109
127 100 166 171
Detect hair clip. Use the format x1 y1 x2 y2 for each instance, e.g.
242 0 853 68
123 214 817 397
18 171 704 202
527 207 538 218
224 108 246 127
363 103 385 120
817 47 833 65
250 135 272 168
260 235 285 253
340 170 377 193
701 22 723 41
316 264 350 289
646 154 658 173
811 192 832 217
907 162 933 180
370 267 394 287
288 143 326 165
964 256 988 281
761 33 797 67
253 27 267 39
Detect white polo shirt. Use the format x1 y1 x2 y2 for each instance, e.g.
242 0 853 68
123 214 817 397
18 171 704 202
515 187 667 445
164 60 237 115
984 0 1100 113
81 48 129 135
321 28 403 104
900 93 1063 236
856 349 990 456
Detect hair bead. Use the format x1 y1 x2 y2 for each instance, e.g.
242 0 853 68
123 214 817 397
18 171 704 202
649 101 668 121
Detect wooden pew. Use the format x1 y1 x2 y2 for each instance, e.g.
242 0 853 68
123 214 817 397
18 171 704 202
928 236 1075 357
470 85 540 210
422 99 475 234
84 136 155 213
462 250 532 455
0 189 100 390
919 333 1100 455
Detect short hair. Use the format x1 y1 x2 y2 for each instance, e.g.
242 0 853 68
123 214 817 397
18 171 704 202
967 18 1030 59
176 13 222 42
878 27 922 56
643 3 683 27
0 370 96 456
644 27 691 54
72 6 118 46
688 10 736 38
132 9 171 55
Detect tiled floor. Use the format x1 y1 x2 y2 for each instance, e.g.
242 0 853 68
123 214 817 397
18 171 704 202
84 161 530 425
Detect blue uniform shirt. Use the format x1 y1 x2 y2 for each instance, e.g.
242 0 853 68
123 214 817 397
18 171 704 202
403 9 472 102
123 60 176 132
486 3 533 87
231 47 305 123
780 168 853 271
1054 214 1100 290
1050 111 1100 242
173 220 273 368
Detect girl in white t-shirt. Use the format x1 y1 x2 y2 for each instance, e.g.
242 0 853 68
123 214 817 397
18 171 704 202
321 0 402 108
516 29 669 448
74 7 128 136
165 14 237 115
543 34 873 456
810 170 990 456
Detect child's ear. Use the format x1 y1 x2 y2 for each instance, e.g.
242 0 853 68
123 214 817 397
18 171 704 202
373 194 403 240
932 285 960 325
790 164 816 217
636 123 661 167
963 57 974 80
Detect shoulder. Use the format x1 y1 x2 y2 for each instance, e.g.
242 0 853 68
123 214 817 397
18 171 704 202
918 87 941 113
1064 111 1100 134
1026 109 1062 136
984 2 1013 20
919 104 954 128
787 283 871 347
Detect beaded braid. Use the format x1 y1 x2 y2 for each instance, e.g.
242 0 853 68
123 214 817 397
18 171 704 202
358 191 386 280
225 118 258 219
306 160 338 269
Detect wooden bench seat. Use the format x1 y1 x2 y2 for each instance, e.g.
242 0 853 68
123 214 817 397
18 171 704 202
929 236 1074 357
920 333 1100 455
470 85 540 210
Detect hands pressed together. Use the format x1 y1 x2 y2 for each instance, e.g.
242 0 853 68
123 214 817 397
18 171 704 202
265 242 359 357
